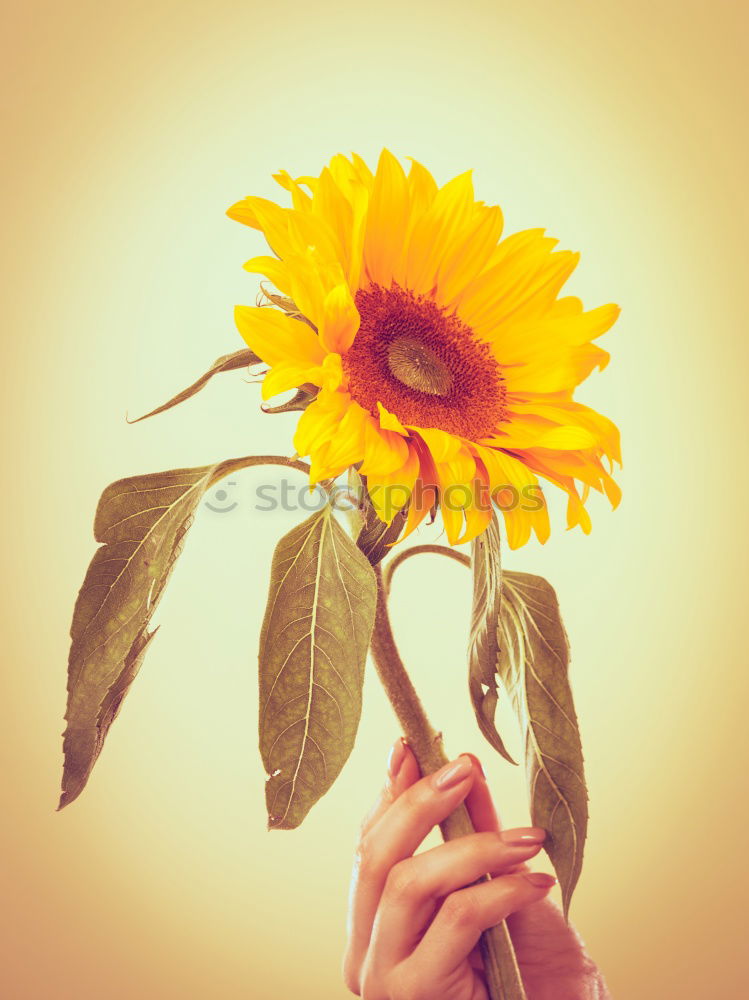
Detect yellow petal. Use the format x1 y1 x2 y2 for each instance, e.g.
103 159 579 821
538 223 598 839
243 256 294 297
366 444 420 523
320 282 360 354
404 170 475 295
316 399 369 472
231 196 294 257
460 504 493 545
523 448 621 508
285 210 342 267
400 442 439 542
485 414 559 449
455 231 562 329
413 427 463 463
510 399 621 463
502 344 611 394
437 204 504 304
534 426 598 449
346 181 369 291
313 168 354 266
272 170 313 211
323 156 371 287
234 306 324 368
432 446 476 545
263 352 343 400
327 154 361 193
393 157 439 279
473 445 551 547
261 362 313 400
281 248 347 331
226 197 262 229
351 152 375 190
363 149 410 287
457 456 493 544
405 157 439 215
493 416 598 451
377 401 408 436
359 418 410 476
294 389 350 458
319 352 344 392
493 304 620 371
520 452 597 533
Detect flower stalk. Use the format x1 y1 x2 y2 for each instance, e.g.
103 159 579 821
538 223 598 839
369 564 527 1000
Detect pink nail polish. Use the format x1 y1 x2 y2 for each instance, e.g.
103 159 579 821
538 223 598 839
523 872 557 889
387 738 407 780
502 827 547 846
463 752 486 778
434 756 473 790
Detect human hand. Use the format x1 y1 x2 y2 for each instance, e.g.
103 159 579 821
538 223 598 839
343 741 610 1000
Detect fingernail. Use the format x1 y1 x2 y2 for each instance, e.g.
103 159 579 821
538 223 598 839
463 752 486 779
387 738 407 780
523 872 557 889
434 755 473 790
502 827 546 846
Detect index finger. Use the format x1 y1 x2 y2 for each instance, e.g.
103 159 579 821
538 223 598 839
464 754 501 833
358 739 422 841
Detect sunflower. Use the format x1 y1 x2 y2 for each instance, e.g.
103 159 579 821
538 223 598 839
229 150 621 548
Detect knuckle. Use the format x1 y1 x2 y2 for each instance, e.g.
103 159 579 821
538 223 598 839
384 859 423 902
403 779 433 813
440 891 479 929
391 780 430 822
354 832 382 882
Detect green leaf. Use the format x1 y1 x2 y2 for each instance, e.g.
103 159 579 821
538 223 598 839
353 471 408 567
499 571 588 916
468 514 516 765
129 348 261 423
60 454 306 809
259 507 377 829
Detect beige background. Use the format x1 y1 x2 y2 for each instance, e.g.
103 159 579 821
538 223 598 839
2 1 747 997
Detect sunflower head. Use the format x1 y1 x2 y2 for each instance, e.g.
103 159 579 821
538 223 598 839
229 149 621 548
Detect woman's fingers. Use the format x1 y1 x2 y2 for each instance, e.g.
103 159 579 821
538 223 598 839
364 828 546 975
464 755 501 834
344 750 477 993
344 739 422 993
404 871 557 987
357 739 421 840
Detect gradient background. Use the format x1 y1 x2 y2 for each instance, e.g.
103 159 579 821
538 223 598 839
2 1 747 997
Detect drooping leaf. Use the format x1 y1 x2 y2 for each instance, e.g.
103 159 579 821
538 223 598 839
468 514 516 765
354 472 409 567
499 571 588 916
262 290 316 329
60 454 304 808
261 384 317 415
259 506 377 829
129 348 261 423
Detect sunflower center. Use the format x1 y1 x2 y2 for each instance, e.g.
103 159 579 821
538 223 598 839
387 337 453 396
343 283 507 440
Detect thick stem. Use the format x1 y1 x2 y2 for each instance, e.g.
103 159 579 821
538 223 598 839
207 454 311 487
369 565 527 1000
383 544 470 597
